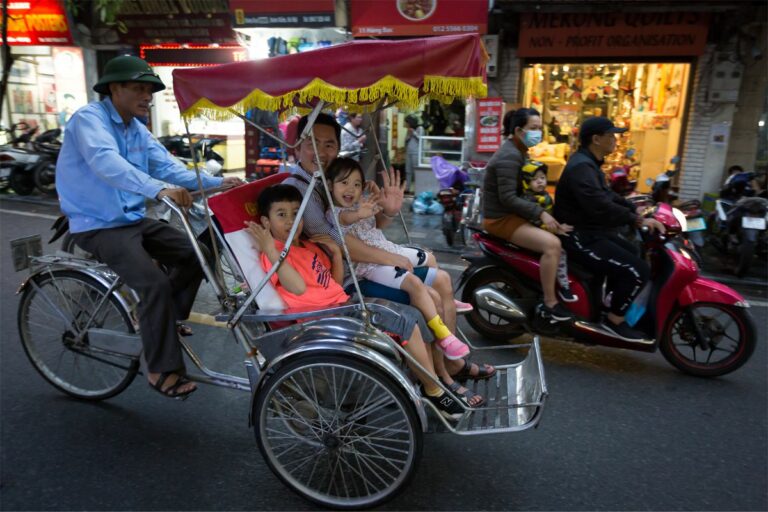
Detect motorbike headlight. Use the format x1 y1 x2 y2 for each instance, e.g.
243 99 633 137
672 207 687 231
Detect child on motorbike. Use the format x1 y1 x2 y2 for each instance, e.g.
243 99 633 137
324 157 471 361
245 183 469 420
521 160 577 302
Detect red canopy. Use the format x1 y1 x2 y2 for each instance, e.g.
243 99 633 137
173 34 487 120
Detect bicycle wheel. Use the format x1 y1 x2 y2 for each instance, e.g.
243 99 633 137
18 269 139 400
254 355 422 509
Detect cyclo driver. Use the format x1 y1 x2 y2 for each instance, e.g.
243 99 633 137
55 56 241 400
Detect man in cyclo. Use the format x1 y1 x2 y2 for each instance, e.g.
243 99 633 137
55 56 241 399
283 113 495 407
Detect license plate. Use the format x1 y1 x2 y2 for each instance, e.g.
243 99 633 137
685 216 707 232
10 235 42 271
742 216 767 230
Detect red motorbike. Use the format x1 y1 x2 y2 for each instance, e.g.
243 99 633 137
458 203 757 377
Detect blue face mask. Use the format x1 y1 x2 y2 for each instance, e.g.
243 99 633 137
523 129 542 147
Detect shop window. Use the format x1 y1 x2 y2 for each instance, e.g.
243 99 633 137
522 62 691 192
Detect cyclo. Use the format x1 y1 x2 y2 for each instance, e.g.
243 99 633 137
14 35 547 509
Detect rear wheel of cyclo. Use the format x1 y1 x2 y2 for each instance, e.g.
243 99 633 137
17 269 139 400
254 355 423 509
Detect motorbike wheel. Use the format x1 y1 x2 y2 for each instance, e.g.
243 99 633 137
735 241 755 278
660 303 756 377
442 212 454 246
33 161 57 196
460 267 528 342
9 169 35 195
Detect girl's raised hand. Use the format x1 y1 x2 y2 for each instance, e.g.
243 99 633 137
357 193 382 218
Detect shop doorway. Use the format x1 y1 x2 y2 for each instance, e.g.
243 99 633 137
522 62 692 192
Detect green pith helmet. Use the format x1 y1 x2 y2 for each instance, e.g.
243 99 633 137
93 55 165 95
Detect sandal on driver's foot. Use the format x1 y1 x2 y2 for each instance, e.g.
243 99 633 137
451 358 496 381
443 379 485 408
149 372 196 401
176 322 194 337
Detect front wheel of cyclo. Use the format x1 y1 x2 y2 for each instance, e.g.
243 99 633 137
254 355 423 509
17 269 139 400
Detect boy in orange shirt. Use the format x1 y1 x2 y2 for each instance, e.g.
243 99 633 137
245 184 471 420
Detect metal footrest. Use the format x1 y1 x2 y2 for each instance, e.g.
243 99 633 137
427 336 548 435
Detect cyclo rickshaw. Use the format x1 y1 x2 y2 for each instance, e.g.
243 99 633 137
13 34 547 509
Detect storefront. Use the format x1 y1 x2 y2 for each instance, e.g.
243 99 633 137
1 0 88 137
350 0 489 192
516 12 710 191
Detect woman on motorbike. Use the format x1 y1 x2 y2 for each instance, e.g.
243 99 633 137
482 108 574 322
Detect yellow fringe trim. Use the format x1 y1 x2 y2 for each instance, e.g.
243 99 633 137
181 75 487 121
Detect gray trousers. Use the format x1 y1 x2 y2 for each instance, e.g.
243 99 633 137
72 218 203 373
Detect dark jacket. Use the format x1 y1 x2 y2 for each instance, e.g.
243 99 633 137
482 139 544 222
554 147 638 232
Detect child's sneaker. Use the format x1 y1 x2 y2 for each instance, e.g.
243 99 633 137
558 286 578 303
454 299 474 314
436 334 470 360
424 391 464 421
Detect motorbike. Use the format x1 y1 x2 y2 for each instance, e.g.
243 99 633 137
432 157 486 246
29 128 62 196
710 194 768 277
0 122 41 195
458 202 757 377
157 134 225 177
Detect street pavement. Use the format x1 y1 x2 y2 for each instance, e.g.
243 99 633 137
1 191 766 511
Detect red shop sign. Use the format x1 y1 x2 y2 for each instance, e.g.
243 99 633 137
351 0 487 37
476 97 503 153
1 0 73 46
230 0 336 28
518 12 710 58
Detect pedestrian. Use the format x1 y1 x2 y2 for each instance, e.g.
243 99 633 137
55 55 242 399
554 116 664 341
404 114 423 195
340 113 366 161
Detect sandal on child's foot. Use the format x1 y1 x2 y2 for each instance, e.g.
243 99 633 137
451 358 496 381
424 391 464 421
454 299 474 314
436 334 470 360
442 379 485 408
149 372 196 400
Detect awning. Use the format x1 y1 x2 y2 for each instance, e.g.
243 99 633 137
173 33 488 120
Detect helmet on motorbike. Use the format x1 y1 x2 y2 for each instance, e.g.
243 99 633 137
93 56 165 95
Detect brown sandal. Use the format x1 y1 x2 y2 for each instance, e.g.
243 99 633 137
443 379 485 408
451 358 496 381
149 372 196 400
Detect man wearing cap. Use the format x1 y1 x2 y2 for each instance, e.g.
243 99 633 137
554 116 664 342
56 55 241 400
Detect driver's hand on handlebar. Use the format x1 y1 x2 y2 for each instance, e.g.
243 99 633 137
642 218 666 234
157 187 193 208
539 211 561 233
221 176 244 189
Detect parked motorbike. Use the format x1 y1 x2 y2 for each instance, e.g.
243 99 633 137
710 195 768 277
158 134 225 177
458 202 756 377
0 122 40 195
29 128 62 196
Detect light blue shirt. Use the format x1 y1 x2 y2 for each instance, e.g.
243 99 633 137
56 98 222 233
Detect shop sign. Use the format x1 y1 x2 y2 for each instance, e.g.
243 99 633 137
476 97 503 153
518 12 710 58
1 0 73 46
351 0 487 37
230 0 336 28
115 0 235 45
141 45 248 67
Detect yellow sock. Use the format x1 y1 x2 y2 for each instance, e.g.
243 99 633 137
427 315 451 340
424 385 443 397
